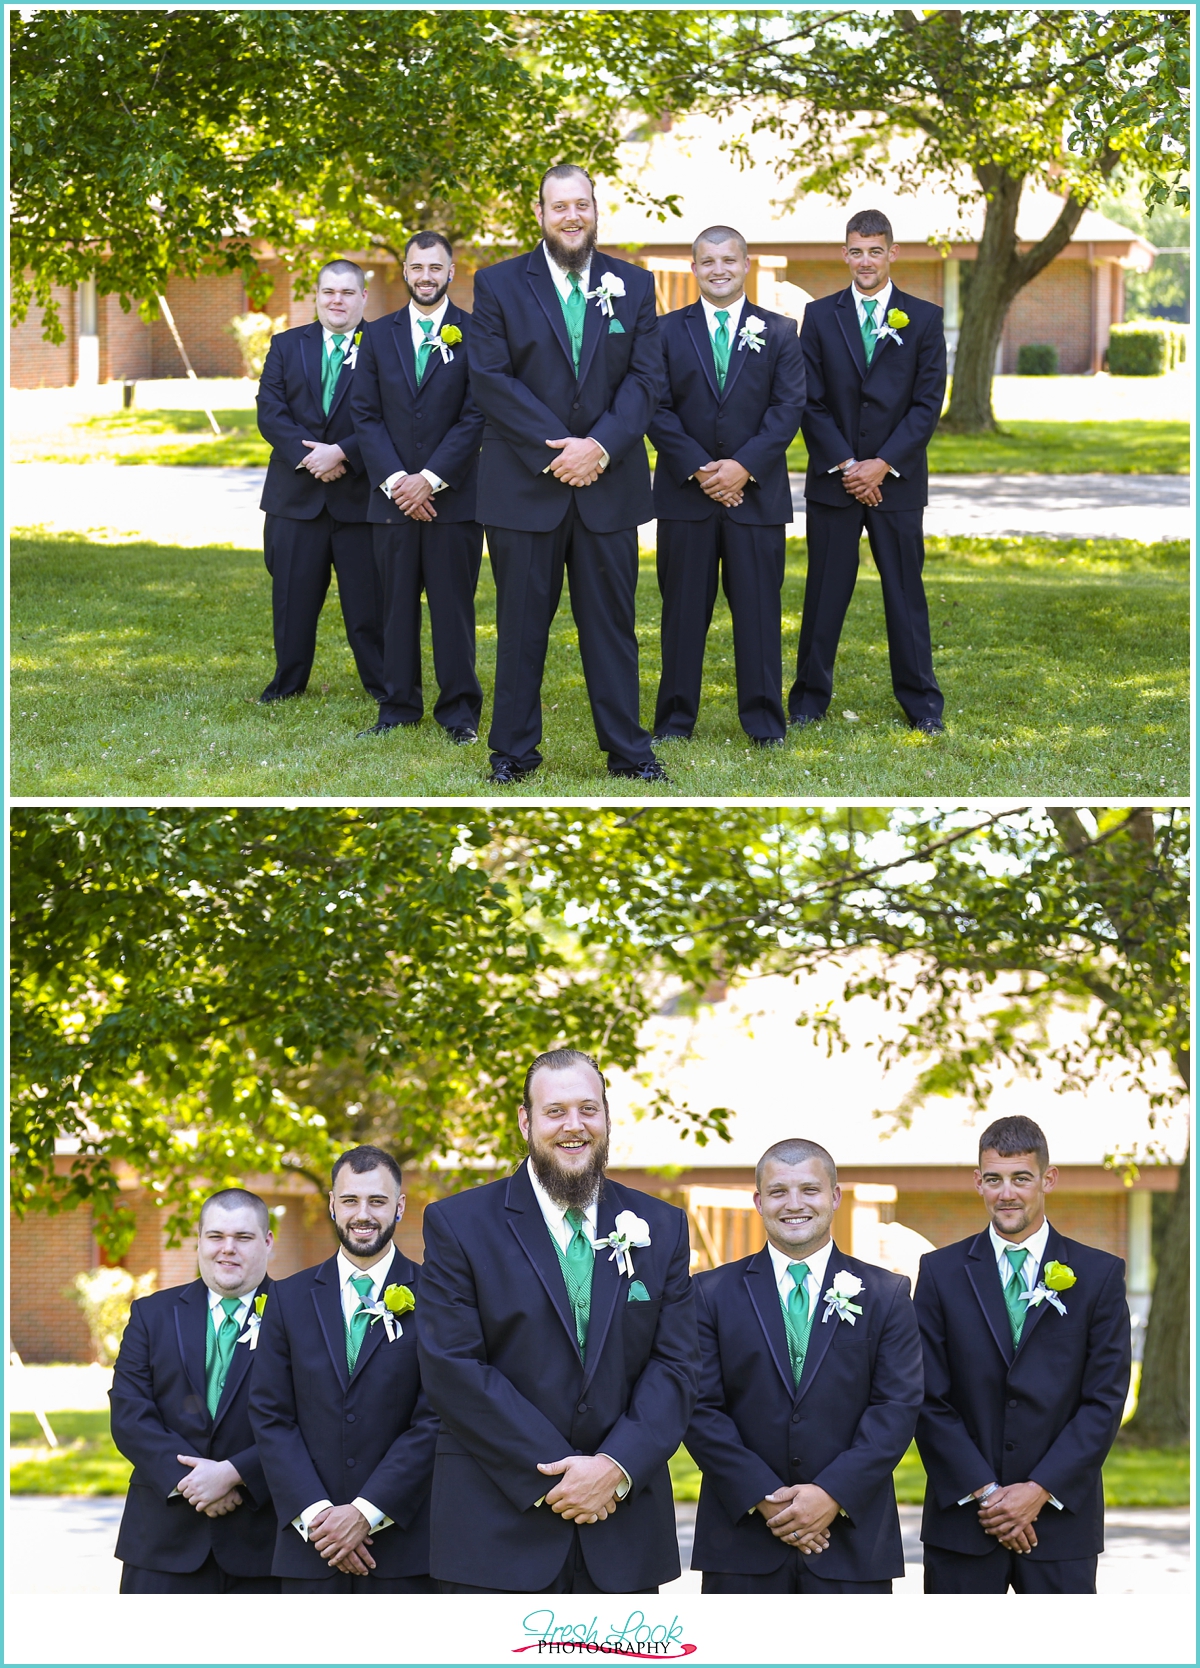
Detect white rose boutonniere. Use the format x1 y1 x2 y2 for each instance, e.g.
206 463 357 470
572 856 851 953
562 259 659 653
586 272 626 318
737 315 767 353
593 1208 651 1277
822 1269 864 1325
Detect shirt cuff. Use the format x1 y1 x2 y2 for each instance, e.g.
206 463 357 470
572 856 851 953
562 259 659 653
293 1499 335 1539
598 1454 632 1499
420 468 447 492
351 1496 394 1531
381 470 406 496
1047 1494 1064 1509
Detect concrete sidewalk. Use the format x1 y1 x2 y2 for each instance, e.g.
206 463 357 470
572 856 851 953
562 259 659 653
7 462 1192 549
5 1496 1189 1595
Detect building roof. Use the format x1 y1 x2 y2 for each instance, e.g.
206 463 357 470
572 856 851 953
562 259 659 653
598 115 1155 264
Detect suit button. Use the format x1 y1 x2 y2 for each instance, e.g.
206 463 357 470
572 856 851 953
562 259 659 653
572 401 581 410
1005 1442 1016 1451
346 1457 356 1467
791 1413 800 1423
1008 1399 1017 1408
346 1413 356 1423
577 1403 587 1415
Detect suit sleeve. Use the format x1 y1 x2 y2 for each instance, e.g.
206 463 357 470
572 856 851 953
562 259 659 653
591 1207 699 1495
350 327 407 488
731 319 806 483
256 336 314 470
876 307 947 476
682 1279 785 1519
798 310 853 473
468 270 577 476
358 1379 441 1531
811 1276 924 1524
914 1255 995 1508
416 1205 585 1512
587 274 664 466
108 1299 190 1500
247 1290 331 1526
1027 1260 1131 1512
425 366 486 490
646 333 712 486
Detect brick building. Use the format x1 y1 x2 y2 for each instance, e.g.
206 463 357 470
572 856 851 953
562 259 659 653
9 118 1153 391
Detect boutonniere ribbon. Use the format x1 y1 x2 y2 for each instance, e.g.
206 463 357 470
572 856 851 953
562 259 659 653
821 1269 864 1325
426 323 462 364
236 1291 269 1350
364 1282 416 1341
592 1209 651 1278
737 315 767 353
873 307 909 348
586 272 626 318
1017 1259 1076 1318
342 329 364 370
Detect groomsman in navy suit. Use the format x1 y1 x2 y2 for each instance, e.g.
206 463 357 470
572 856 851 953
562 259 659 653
351 232 485 744
255 260 385 705
110 1189 278 1591
915 1115 1131 1592
249 1145 438 1591
791 210 946 733
648 226 805 746
685 1139 923 1593
469 165 666 784
417 1049 697 1592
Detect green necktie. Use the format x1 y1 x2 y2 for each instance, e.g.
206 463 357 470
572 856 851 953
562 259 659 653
860 297 878 364
204 1297 242 1417
321 332 347 414
782 1261 813 1386
415 317 435 385
345 1273 375 1374
1002 1246 1031 1347
712 309 731 389
551 1207 594 1359
561 270 586 374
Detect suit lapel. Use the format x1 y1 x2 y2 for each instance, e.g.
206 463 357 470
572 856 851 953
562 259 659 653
326 330 358 420
416 300 461 393
578 1182 624 1396
349 1250 400 1382
391 306 418 396
526 248 576 377
311 1257 351 1394
302 322 325 412
794 1243 847 1405
174 1281 209 1408
574 259 608 389
1012 1225 1064 1359
835 287 868 379
742 1248 795 1399
505 1162 585 1358
863 287 903 380
684 304 720 401
720 303 755 402
212 1276 269 1429
965 1230 1015 1367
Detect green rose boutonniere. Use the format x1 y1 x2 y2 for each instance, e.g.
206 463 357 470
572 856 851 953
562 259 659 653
384 1283 415 1315
1043 1261 1076 1292
887 308 910 329
1018 1260 1077 1319
254 1292 268 1318
440 325 462 347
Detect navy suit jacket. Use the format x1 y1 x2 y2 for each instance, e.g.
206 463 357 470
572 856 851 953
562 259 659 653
350 302 484 526
248 1248 438 1579
468 247 661 534
648 302 805 525
915 1225 1131 1559
257 322 372 522
685 1245 922 1582
110 1276 275 1576
417 1162 698 1591
800 286 946 512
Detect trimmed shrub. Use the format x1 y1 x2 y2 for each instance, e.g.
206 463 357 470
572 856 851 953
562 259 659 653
1107 322 1171 376
1017 343 1058 376
69 1266 157 1365
227 312 289 379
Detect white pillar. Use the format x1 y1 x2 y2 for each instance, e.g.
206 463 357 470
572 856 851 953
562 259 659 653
849 1184 897 1261
76 276 99 385
1126 1189 1153 1363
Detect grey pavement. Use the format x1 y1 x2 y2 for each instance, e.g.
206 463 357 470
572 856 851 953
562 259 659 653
6 462 1192 548
6 1496 1189 1596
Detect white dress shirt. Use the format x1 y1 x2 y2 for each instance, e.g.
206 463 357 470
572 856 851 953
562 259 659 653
524 1161 630 1499
829 279 900 476
539 243 610 472
167 1287 255 1499
294 1247 398 1540
293 326 358 472
700 292 747 341
381 299 450 499
766 1235 835 1314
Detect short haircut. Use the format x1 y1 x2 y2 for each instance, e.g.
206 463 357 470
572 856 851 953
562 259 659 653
330 1144 405 1191
845 210 894 246
317 258 366 290
199 1188 270 1234
978 1116 1050 1173
405 230 453 263
539 163 595 207
692 225 748 258
755 1138 838 1191
522 1048 608 1112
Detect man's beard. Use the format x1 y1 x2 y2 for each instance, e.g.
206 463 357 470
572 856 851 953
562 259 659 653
543 226 598 276
529 1127 610 1210
334 1218 395 1261
404 275 452 309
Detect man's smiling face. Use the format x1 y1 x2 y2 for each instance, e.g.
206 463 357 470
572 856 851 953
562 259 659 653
755 1156 841 1259
519 1062 610 1210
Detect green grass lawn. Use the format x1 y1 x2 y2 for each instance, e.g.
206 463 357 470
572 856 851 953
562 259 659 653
20 410 1190 474
11 529 1187 799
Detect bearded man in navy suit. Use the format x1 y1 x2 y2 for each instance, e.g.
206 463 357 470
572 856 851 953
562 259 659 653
351 232 485 745
468 165 666 785
791 210 946 734
648 226 805 747
685 1139 923 1593
110 1189 278 1592
255 259 385 705
417 1049 697 1592
915 1115 1131 1593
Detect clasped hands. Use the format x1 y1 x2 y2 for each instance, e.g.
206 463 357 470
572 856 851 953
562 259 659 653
390 472 437 522
755 1484 839 1555
694 459 750 508
300 439 347 483
838 456 889 508
975 1480 1050 1554
175 1454 243 1519
308 1503 377 1576
537 1454 625 1524
546 436 606 488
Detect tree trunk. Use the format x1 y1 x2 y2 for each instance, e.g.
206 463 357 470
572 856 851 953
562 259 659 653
1122 1146 1190 1447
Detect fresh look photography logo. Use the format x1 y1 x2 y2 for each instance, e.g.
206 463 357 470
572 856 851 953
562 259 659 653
513 1610 696 1658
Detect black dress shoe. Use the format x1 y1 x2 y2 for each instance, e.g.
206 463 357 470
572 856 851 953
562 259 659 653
788 712 823 729
750 735 786 748
258 689 301 705
652 731 692 743
608 759 670 783
444 725 478 746
356 719 417 737
486 760 539 785
910 718 945 735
